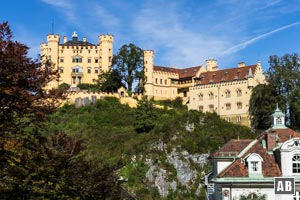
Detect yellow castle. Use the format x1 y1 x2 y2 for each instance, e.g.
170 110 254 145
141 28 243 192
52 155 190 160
40 32 113 90
143 50 266 127
40 31 266 127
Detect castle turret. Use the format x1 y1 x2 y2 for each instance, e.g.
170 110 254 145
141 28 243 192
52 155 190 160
143 50 154 97
44 34 60 89
98 34 114 72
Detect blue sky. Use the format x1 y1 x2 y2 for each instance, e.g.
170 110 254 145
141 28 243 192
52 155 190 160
1 0 300 71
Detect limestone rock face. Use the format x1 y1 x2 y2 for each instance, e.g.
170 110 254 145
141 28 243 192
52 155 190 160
145 144 209 197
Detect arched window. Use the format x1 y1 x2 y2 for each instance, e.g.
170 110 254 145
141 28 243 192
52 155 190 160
292 154 300 174
225 90 231 98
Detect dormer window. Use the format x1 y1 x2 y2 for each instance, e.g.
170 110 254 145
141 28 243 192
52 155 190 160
247 153 263 175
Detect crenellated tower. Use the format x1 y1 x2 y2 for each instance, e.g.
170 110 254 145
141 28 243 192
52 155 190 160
143 50 154 97
98 34 114 72
40 34 60 89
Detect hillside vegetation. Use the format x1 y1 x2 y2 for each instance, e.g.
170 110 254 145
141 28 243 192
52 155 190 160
44 96 252 199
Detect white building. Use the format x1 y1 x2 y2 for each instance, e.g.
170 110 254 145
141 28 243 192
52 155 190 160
206 106 300 200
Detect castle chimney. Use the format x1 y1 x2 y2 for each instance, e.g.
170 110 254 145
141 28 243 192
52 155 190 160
63 36 67 43
238 62 245 68
206 59 218 72
267 131 277 151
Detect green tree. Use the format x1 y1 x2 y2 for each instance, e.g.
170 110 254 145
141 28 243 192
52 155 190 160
134 96 157 133
249 84 280 130
97 69 124 93
267 53 300 128
112 43 144 93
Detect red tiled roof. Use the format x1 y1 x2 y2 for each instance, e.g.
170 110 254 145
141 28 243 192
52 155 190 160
197 65 257 84
219 141 282 178
257 128 300 143
212 139 252 157
153 65 202 79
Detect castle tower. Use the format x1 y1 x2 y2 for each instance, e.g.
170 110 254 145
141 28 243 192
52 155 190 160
143 50 154 97
98 34 114 72
41 34 60 89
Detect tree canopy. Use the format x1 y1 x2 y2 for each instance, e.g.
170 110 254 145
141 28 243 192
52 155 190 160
249 53 300 129
112 43 144 93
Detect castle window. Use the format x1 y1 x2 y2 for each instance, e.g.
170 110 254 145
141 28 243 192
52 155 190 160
95 50 98 53
72 56 82 63
155 78 158 84
237 102 242 109
95 67 99 74
292 154 300 174
95 58 99 63
88 50 91 54
199 106 204 112
165 79 167 85
247 153 263 175
226 103 231 110
237 89 242 97
59 67 64 73
109 56 112 62
226 117 231 122
87 67 91 74
225 90 231 98
72 66 82 73
87 58 91 63
199 93 203 101
209 92 214 100
160 79 162 84
237 115 242 123
209 104 214 112
59 57 64 63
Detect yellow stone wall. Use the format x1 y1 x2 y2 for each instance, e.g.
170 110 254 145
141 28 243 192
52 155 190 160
188 62 266 127
40 33 113 90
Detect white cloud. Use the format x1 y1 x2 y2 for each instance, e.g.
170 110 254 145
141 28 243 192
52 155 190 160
40 0 76 22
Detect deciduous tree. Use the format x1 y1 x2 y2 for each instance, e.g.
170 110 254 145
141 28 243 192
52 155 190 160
112 43 144 93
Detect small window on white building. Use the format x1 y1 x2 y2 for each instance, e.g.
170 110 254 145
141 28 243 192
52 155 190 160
292 154 300 174
276 117 282 125
247 153 263 175
59 67 64 73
